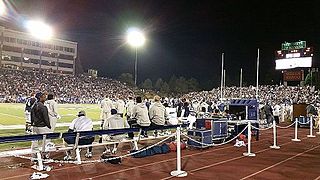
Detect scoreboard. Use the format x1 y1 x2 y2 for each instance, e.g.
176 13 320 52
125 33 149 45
275 41 313 70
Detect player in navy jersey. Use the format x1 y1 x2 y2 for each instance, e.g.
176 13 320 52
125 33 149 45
25 92 36 134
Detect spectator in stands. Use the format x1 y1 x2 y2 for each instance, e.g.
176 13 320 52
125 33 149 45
130 96 151 138
64 110 94 159
102 109 129 154
44 94 60 131
25 92 36 134
0 69 135 104
149 95 166 136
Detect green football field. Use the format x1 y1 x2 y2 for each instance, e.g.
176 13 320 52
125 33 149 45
0 103 101 125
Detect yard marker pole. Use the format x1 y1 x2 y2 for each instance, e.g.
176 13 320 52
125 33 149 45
240 68 243 98
220 53 224 101
307 116 316 138
243 121 256 157
170 126 187 177
292 118 301 142
223 69 226 98
270 120 280 149
256 48 259 100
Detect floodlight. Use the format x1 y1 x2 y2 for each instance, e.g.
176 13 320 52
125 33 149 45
0 0 6 16
25 20 53 40
126 27 145 48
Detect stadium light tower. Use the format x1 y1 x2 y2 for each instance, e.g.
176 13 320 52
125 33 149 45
126 27 145 86
25 20 53 40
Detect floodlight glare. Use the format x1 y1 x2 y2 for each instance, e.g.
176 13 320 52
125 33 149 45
126 27 145 48
0 0 6 16
25 20 53 40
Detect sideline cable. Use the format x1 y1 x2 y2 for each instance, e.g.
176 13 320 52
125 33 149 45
276 121 295 129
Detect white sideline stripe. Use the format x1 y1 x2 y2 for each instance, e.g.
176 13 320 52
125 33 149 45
0 149 33 158
240 144 320 180
0 130 288 180
314 175 320 180
0 121 101 130
0 112 24 119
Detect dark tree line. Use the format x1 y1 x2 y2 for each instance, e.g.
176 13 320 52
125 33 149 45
118 73 200 95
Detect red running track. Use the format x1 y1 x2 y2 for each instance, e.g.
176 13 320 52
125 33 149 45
0 125 319 180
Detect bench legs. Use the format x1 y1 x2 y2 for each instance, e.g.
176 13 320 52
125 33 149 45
76 148 81 164
133 140 139 150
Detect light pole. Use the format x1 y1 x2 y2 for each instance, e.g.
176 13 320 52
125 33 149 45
240 68 243 97
126 27 145 86
0 1 7 67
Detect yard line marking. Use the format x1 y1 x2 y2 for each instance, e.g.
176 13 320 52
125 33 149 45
240 144 320 180
314 175 320 180
0 112 24 119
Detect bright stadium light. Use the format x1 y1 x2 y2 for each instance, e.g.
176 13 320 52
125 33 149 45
126 27 146 86
25 20 53 40
126 27 145 48
0 0 6 16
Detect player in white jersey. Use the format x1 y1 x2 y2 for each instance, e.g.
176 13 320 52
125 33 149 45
100 96 113 127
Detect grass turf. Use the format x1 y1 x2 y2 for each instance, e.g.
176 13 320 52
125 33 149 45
0 103 101 125
0 103 102 150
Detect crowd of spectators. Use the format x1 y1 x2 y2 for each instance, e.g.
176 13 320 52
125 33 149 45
182 85 319 106
0 69 135 104
0 68 319 107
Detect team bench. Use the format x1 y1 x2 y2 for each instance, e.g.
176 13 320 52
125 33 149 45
0 124 187 167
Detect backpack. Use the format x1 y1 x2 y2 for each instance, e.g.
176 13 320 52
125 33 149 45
101 154 121 164
167 141 186 152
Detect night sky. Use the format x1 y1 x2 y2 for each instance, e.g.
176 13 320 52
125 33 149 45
3 0 320 89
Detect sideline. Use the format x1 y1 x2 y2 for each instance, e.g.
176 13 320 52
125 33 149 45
0 121 101 130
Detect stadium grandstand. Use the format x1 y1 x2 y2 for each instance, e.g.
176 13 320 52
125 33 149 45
0 26 77 75
0 68 135 103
